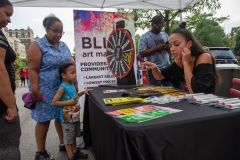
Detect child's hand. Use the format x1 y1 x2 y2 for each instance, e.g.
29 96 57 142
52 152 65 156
70 99 78 106
78 89 93 96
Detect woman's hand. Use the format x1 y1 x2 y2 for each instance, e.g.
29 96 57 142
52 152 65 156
32 91 42 102
182 48 191 64
5 106 19 123
141 62 157 70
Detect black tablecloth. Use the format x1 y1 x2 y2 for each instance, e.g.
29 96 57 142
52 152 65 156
83 87 240 160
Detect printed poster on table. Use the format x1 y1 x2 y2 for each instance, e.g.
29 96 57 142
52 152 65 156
73 10 136 121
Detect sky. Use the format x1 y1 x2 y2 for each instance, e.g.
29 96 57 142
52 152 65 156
7 0 240 53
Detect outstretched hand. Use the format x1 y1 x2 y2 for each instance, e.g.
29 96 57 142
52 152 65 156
141 62 157 70
78 89 93 96
182 48 191 63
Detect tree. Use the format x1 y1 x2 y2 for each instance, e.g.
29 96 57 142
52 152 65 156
230 27 240 60
135 34 140 54
118 0 221 35
193 19 231 47
72 47 76 60
234 30 240 57
21 58 28 68
185 11 229 32
14 53 22 80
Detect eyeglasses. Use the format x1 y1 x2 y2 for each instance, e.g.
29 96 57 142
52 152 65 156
48 28 65 35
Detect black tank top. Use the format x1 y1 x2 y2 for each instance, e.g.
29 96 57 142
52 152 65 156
0 30 16 117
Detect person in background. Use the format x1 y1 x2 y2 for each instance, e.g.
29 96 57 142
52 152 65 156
52 63 90 160
138 15 172 87
27 15 72 160
19 68 26 86
142 22 220 94
25 68 29 85
0 0 21 159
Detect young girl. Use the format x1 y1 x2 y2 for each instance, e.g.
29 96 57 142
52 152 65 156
52 63 92 160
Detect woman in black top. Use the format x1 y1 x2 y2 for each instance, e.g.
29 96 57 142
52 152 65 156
142 22 220 94
0 1 21 160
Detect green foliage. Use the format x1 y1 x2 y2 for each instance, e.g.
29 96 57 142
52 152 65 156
135 34 140 54
229 27 240 59
185 11 229 32
21 58 27 68
193 18 231 47
117 0 221 35
14 53 22 80
72 47 76 60
14 54 28 80
14 53 22 72
234 30 240 57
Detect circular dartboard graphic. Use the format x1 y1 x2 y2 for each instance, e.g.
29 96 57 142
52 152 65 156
106 28 135 79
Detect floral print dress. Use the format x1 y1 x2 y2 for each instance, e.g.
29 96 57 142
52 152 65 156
31 35 72 122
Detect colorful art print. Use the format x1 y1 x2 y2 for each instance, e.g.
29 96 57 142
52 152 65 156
105 110 126 117
142 109 170 118
103 97 146 106
73 10 134 35
132 105 157 112
62 105 80 123
116 108 137 115
120 115 155 123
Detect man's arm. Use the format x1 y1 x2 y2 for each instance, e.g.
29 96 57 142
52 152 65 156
138 35 168 58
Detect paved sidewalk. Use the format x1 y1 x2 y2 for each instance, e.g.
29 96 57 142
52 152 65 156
16 86 95 160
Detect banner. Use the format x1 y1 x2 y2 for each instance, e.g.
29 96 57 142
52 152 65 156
73 10 136 120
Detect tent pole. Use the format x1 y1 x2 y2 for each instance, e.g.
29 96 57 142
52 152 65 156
179 9 183 22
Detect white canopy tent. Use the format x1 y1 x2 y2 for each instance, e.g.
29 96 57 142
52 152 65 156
11 0 201 10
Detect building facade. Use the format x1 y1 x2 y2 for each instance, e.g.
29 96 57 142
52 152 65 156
8 26 34 52
2 27 27 58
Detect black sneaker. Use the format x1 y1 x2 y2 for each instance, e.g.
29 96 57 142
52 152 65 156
35 149 55 160
59 144 66 151
68 155 78 160
74 148 88 159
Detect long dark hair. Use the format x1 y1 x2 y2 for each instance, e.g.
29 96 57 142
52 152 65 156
58 63 74 82
43 14 62 29
172 22 221 83
0 0 12 7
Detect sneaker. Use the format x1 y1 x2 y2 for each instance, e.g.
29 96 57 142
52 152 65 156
74 148 88 159
35 149 55 160
59 144 66 151
68 155 78 160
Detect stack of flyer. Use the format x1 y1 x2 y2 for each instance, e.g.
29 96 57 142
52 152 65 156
214 98 240 110
105 105 182 123
177 93 240 110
